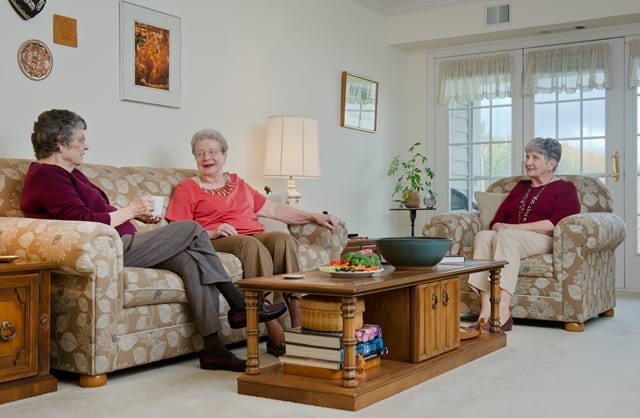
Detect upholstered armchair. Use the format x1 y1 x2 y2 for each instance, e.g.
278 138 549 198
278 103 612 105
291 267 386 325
423 175 625 332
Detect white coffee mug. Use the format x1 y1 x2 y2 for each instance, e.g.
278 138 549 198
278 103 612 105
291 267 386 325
151 196 164 217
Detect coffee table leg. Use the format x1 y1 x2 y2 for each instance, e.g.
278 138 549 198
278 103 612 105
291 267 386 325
244 290 260 375
341 296 358 388
488 268 502 333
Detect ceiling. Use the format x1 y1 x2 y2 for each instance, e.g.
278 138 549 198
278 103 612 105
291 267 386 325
353 0 486 16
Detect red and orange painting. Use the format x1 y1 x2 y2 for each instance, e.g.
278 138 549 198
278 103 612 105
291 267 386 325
134 21 170 90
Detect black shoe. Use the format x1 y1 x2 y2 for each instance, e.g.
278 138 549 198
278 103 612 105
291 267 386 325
227 303 287 329
266 338 286 357
198 351 246 372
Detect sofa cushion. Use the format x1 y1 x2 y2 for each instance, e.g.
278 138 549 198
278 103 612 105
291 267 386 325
123 252 243 308
519 253 553 278
123 267 188 308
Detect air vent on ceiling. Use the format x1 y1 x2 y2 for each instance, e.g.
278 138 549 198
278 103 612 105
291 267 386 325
486 4 510 26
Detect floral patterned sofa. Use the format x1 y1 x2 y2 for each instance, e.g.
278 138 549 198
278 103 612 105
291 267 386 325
423 175 625 332
0 158 347 386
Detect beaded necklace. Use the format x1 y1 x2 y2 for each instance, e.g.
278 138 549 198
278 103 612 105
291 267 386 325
517 183 547 223
193 173 237 196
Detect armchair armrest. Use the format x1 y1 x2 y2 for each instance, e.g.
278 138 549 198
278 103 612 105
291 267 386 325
289 219 348 262
422 212 481 258
554 212 626 260
0 217 123 279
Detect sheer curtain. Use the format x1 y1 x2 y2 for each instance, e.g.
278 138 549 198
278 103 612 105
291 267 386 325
522 43 611 95
629 40 640 88
437 54 512 104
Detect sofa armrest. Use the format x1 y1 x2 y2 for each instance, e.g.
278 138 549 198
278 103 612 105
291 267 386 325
554 212 626 261
422 212 481 258
0 217 123 278
289 219 348 262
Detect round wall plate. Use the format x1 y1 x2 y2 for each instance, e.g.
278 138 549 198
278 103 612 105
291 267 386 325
17 39 53 80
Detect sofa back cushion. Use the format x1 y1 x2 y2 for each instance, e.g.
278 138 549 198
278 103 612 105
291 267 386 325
121 166 197 232
0 158 32 217
486 174 613 213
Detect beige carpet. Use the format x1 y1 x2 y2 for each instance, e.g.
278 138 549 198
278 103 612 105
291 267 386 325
2 293 639 418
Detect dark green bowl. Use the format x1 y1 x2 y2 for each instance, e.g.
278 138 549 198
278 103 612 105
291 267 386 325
375 237 452 268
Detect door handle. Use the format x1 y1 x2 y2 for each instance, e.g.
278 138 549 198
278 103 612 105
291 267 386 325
609 150 620 183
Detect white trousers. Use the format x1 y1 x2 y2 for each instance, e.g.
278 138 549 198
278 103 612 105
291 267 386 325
468 229 552 295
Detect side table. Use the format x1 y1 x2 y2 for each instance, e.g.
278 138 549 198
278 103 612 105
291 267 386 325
0 259 58 404
389 207 436 236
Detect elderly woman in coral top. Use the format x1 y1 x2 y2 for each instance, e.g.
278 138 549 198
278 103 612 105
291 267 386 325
166 128 340 356
469 137 580 331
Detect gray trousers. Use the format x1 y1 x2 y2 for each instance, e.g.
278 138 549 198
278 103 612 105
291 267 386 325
120 220 231 336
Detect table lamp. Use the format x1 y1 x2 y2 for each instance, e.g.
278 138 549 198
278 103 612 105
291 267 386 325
263 115 320 206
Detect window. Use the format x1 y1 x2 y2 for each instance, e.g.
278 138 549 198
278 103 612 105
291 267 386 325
448 98 512 210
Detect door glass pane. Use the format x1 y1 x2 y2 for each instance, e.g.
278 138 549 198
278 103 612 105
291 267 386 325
583 138 605 174
492 142 512 176
558 139 581 173
472 143 491 177
493 106 511 140
534 102 556 138
450 180 470 211
558 101 581 138
583 100 605 137
472 108 490 141
534 88 606 177
449 144 469 178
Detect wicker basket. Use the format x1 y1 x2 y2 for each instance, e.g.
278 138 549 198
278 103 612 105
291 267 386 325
300 295 365 332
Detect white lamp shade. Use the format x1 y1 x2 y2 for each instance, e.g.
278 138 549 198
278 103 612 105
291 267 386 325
263 116 321 178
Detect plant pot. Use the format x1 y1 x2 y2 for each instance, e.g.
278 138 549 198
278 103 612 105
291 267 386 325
403 192 421 208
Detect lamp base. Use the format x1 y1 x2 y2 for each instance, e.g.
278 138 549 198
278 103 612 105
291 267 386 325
287 176 302 207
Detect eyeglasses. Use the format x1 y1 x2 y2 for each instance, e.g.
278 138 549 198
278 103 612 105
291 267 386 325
195 149 223 159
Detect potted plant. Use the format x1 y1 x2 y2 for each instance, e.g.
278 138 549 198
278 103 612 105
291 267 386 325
387 142 436 208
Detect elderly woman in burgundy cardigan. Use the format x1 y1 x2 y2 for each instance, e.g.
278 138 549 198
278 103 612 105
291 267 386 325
469 137 580 331
20 109 287 372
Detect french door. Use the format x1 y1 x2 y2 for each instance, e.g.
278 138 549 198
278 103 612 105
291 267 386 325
434 37 638 289
523 38 627 289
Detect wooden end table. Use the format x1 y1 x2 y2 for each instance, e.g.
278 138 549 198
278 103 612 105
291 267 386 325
0 259 58 404
237 259 507 411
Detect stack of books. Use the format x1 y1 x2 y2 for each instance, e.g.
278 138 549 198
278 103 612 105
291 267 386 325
279 324 386 378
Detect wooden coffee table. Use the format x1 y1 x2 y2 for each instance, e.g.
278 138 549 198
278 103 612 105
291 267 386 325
237 260 507 411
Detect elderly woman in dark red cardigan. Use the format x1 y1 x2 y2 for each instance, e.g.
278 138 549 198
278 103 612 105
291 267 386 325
20 109 287 372
469 137 580 331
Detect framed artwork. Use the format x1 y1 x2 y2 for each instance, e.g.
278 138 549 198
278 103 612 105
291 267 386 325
340 71 379 132
119 1 181 108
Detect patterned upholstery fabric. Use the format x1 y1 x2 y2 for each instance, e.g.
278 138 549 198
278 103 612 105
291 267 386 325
0 158 347 382
422 175 625 327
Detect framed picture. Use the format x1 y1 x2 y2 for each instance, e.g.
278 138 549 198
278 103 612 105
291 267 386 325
119 1 181 108
340 71 379 132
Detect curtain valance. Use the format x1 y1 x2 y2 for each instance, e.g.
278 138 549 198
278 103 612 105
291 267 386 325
522 43 611 95
437 54 512 104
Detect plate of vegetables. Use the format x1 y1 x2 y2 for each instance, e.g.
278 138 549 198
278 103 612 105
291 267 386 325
319 249 383 278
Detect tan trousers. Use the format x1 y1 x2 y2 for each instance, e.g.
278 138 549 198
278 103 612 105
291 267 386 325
210 231 301 279
468 229 552 295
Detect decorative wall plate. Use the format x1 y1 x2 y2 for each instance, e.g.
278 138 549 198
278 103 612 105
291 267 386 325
9 0 46 20
17 39 53 80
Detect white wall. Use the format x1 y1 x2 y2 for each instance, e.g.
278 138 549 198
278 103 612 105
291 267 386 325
0 0 413 239
387 0 640 48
